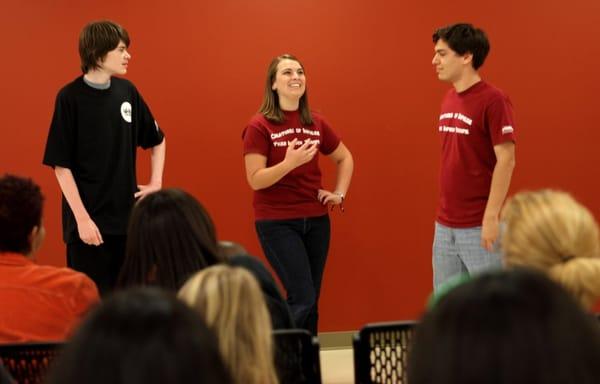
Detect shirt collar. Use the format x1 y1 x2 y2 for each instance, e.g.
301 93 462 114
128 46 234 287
0 253 35 266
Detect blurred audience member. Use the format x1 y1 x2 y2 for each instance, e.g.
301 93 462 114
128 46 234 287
118 188 223 290
46 287 231 384
179 265 278 384
409 269 600 384
0 174 98 342
502 189 600 308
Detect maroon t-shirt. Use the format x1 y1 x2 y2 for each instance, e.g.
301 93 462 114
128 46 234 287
242 110 341 220
437 81 516 228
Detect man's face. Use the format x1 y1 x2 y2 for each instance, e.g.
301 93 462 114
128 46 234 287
100 40 131 76
432 39 469 83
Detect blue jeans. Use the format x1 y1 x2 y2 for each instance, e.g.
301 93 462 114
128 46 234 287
432 222 502 290
255 215 330 335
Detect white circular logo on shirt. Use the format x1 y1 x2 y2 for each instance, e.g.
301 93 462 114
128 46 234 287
120 102 132 123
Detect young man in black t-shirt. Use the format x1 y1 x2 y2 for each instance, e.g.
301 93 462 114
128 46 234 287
43 21 166 295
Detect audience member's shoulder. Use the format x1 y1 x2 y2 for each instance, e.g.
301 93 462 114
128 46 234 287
228 253 265 270
34 263 98 291
227 253 279 291
14 262 99 310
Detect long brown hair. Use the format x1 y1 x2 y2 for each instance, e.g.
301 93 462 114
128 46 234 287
118 189 223 291
259 54 313 126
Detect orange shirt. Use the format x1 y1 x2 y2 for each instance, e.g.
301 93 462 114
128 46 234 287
0 253 99 342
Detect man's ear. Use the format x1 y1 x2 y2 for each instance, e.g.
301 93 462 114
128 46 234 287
28 225 45 255
462 52 474 66
28 226 38 244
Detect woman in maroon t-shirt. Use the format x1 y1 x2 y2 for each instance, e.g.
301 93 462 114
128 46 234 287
242 54 354 334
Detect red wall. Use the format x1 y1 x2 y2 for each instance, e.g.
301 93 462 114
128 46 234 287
1 0 599 331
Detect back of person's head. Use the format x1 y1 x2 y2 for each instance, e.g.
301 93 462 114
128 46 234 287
408 269 600 384
432 23 490 70
178 265 278 384
46 287 231 384
79 20 130 74
118 188 223 291
218 240 248 260
0 174 44 255
502 189 600 308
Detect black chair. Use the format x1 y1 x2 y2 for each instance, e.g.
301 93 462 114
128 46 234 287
0 343 63 384
353 321 416 384
273 329 322 384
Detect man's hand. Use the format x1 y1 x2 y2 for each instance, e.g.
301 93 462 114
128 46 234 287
134 181 162 200
76 217 103 246
481 216 499 251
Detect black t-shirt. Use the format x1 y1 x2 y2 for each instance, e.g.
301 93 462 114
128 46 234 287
43 76 165 243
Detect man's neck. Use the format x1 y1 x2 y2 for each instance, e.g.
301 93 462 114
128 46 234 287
84 70 111 85
452 71 482 93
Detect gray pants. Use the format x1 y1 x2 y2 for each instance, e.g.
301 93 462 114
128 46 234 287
432 221 502 290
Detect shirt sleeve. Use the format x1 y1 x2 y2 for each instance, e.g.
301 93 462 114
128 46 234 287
43 91 75 168
486 95 516 146
318 116 341 155
242 119 270 156
134 88 165 149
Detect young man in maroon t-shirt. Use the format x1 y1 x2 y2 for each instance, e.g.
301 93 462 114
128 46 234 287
431 23 516 289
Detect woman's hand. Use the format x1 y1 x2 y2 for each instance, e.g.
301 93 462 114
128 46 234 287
318 189 344 211
284 138 318 168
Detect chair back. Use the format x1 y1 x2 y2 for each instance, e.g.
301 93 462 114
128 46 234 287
353 321 416 384
0 342 62 384
273 329 322 384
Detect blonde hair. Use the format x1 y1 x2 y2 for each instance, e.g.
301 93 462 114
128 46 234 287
502 189 600 309
178 265 278 384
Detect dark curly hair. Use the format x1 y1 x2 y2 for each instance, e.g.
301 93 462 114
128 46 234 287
0 174 44 254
